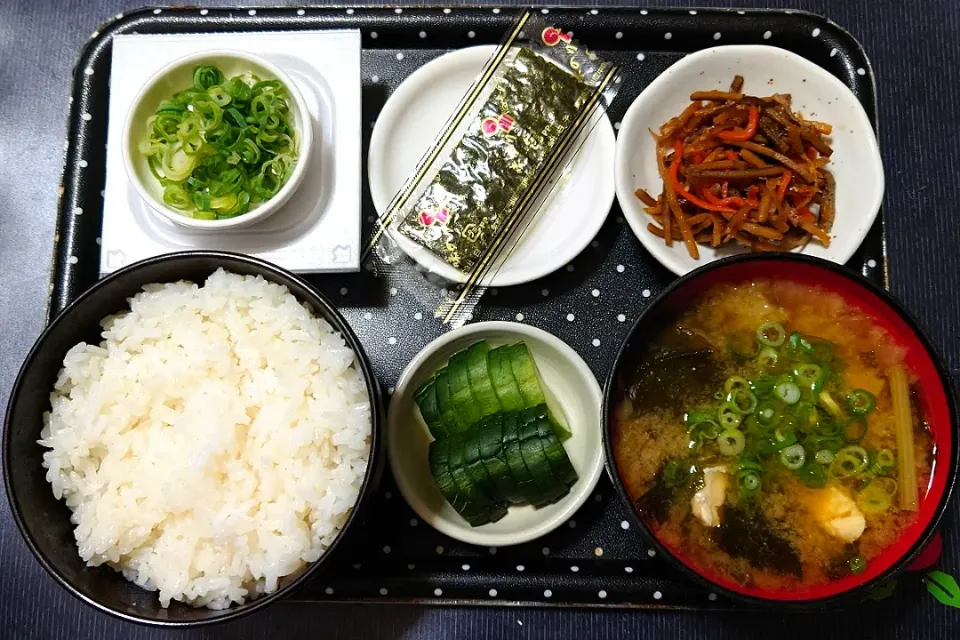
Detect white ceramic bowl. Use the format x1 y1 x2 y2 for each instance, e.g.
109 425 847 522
387 322 604 546
614 45 884 276
122 50 313 230
369 46 615 287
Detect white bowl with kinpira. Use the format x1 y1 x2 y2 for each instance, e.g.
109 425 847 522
387 322 604 546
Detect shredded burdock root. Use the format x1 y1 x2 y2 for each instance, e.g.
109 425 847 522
636 75 836 258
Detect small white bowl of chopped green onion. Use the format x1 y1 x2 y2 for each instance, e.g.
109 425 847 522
122 50 312 229
387 321 605 546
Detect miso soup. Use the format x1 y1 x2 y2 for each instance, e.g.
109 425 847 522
612 280 933 591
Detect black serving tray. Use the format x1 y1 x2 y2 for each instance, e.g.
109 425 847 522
52 6 885 610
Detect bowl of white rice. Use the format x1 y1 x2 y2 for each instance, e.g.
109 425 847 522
3 251 382 626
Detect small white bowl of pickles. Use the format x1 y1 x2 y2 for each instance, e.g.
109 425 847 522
122 50 312 230
387 321 604 547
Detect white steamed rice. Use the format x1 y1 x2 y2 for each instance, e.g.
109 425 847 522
39 269 372 609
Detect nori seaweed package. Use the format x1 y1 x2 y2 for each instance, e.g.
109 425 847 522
365 10 622 326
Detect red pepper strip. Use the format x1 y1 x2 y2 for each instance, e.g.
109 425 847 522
791 190 816 210
797 206 816 224
702 188 761 210
716 105 760 142
806 146 818 160
776 170 793 201
746 185 760 201
693 151 707 164
668 141 737 214
724 150 739 163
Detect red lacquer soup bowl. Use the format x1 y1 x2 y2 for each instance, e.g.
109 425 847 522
602 253 957 607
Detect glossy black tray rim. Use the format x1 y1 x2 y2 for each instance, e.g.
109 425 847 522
41 4 888 614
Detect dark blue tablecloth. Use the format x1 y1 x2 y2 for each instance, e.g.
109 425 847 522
1 0 958 638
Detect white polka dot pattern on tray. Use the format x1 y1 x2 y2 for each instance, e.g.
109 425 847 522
654 590 663 600
379 587 388 596
434 588 443 596
763 30 772 40
598 590 607 599
489 588 498 597
544 589 553 597
325 586 334 595
566 313 575 322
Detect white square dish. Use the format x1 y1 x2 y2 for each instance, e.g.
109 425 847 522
100 30 362 274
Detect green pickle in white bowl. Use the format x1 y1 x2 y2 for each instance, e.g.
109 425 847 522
388 322 604 547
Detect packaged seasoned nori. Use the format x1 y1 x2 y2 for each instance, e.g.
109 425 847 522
396 47 598 272
367 11 621 325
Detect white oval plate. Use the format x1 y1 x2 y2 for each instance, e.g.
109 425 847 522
614 45 885 276
369 46 616 287
387 322 604 547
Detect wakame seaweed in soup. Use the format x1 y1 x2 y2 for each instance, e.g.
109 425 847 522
397 42 614 273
